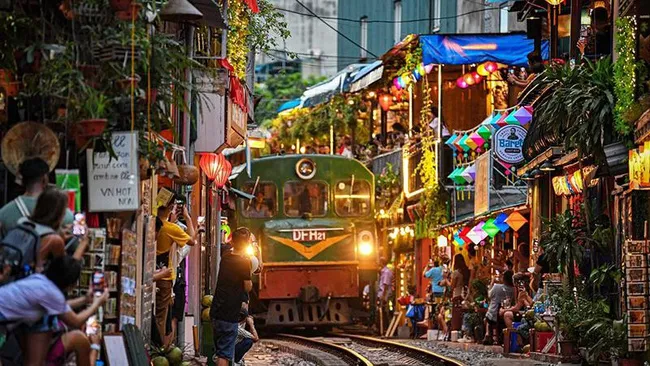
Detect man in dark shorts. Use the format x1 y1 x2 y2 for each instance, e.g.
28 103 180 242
210 228 253 366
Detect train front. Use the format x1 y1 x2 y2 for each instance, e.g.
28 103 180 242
236 155 377 328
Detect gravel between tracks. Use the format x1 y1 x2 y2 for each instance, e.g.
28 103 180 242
397 340 557 366
243 341 317 366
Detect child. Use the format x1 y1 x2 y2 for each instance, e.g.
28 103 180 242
234 303 258 366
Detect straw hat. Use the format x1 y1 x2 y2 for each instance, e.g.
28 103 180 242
1 122 60 177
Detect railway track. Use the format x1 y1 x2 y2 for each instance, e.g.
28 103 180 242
268 333 465 366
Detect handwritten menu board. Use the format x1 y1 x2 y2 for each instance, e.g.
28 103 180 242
86 132 139 212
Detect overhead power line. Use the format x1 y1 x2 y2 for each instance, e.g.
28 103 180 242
294 0 379 58
277 6 499 24
267 49 379 60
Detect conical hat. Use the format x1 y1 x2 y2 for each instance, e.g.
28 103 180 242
1 122 60 176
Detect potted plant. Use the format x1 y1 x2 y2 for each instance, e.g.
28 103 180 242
75 86 109 148
540 210 585 290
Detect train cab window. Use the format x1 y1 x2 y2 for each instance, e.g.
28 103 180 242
240 182 277 218
335 180 371 217
283 181 328 217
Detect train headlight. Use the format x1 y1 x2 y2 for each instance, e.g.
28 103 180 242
296 158 316 180
358 231 374 256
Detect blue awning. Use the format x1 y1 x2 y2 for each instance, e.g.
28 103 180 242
420 34 549 67
350 60 383 93
277 98 301 113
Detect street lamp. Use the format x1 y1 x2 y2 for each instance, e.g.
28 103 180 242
545 0 563 59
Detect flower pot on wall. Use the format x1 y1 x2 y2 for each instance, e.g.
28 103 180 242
558 340 578 357
110 0 132 11
74 118 107 148
0 69 19 97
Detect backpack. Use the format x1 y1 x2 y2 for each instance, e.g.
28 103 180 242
0 221 42 284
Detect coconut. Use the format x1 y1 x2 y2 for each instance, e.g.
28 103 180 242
201 308 211 321
152 356 170 366
201 295 213 308
166 347 183 365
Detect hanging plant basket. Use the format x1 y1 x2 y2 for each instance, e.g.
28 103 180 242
115 74 141 91
72 2 113 25
115 2 142 21
93 42 143 64
173 151 199 185
74 119 108 148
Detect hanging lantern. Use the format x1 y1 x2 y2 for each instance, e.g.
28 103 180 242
483 218 500 238
159 0 203 22
506 211 528 231
471 71 482 83
514 106 533 125
494 213 510 233
505 109 520 125
484 61 498 74
200 153 232 188
456 77 468 89
397 76 406 89
463 73 476 86
476 63 488 76
393 78 401 90
379 94 393 111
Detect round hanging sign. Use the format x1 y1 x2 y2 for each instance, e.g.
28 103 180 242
493 125 526 164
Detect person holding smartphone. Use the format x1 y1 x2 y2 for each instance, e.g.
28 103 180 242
154 194 196 346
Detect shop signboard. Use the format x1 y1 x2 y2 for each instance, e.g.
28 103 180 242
629 141 650 189
493 125 526 164
474 152 490 215
86 132 139 212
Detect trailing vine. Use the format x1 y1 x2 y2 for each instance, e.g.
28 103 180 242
393 43 422 81
415 133 448 239
227 0 249 80
419 76 433 128
614 17 637 135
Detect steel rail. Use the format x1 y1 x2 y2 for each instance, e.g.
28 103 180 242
274 333 373 366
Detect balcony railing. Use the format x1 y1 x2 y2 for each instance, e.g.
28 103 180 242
370 148 403 178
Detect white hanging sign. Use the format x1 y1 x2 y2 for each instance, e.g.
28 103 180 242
86 132 140 212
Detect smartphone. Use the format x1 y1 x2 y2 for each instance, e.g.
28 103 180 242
92 271 105 296
73 213 86 236
86 315 99 336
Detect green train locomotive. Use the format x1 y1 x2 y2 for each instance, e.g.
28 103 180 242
232 154 377 327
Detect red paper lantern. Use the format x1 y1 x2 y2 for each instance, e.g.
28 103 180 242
484 61 498 73
379 94 393 111
471 71 482 83
199 153 232 188
463 73 476 86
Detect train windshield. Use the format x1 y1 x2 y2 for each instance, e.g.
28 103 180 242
283 181 328 217
241 182 277 218
334 179 371 217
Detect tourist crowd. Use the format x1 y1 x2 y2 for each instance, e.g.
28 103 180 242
0 158 260 366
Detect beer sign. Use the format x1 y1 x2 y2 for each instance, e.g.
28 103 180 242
493 125 526 164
